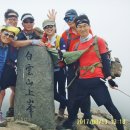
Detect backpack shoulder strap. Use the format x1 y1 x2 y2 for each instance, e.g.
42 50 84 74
66 29 70 39
66 29 71 50
56 35 61 49
74 36 98 52
74 42 80 51
93 35 101 60
66 29 80 51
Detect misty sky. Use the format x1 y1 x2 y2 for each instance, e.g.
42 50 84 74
0 0 130 120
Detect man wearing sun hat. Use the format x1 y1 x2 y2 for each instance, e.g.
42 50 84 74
0 25 20 126
42 19 67 119
0 25 20 79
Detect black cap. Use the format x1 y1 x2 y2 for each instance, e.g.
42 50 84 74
74 14 90 27
21 13 34 22
7 13 18 18
4 9 19 19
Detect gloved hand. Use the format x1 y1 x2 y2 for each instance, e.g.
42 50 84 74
57 60 65 68
32 39 41 45
108 79 118 88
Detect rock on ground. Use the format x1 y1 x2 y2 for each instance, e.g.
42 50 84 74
0 108 130 130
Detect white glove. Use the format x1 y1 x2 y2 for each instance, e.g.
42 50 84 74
31 39 41 45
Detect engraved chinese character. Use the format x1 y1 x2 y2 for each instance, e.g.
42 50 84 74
25 51 32 60
26 79 33 86
25 64 33 75
25 89 35 96
26 99 35 118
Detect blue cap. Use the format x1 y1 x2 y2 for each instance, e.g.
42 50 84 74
65 9 78 17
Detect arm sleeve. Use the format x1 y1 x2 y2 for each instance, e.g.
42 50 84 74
101 53 111 78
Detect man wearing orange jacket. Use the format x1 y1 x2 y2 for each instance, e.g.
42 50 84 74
61 9 94 129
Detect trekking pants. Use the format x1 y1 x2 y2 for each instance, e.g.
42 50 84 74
67 64 91 118
54 68 67 110
67 78 124 130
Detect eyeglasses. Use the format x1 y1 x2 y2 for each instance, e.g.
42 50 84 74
44 25 54 29
64 16 75 23
23 20 34 23
3 31 15 39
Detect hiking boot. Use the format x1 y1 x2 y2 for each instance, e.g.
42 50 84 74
0 111 7 127
57 108 65 120
6 107 14 117
83 115 94 129
60 119 76 129
86 123 94 129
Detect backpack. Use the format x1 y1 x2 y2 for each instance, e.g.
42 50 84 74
74 36 122 79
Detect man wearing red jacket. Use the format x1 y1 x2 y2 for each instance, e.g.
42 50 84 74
61 14 124 130
61 10 94 129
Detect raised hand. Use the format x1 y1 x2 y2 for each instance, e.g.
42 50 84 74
47 9 57 21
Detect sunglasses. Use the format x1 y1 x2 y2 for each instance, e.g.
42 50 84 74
64 16 75 23
3 31 15 39
23 20 34 23
44 25 54 29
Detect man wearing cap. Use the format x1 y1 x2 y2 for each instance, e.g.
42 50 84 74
61 14 124 130
0 25 20 126
42 19 67 119
17 13 41 40
61 9 94 129
0 10 43 123
0 9 20 120
62 9 79 52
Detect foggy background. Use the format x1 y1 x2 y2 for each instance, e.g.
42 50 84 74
0 0 130 120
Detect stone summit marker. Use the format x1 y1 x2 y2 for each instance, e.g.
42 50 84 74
14 46 55 130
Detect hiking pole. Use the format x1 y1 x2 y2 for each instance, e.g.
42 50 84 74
114 88 130 98
66 75 77 89
100 78 130 98
66 68 79 89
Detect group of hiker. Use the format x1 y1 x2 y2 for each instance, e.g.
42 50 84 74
0 8 124 130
